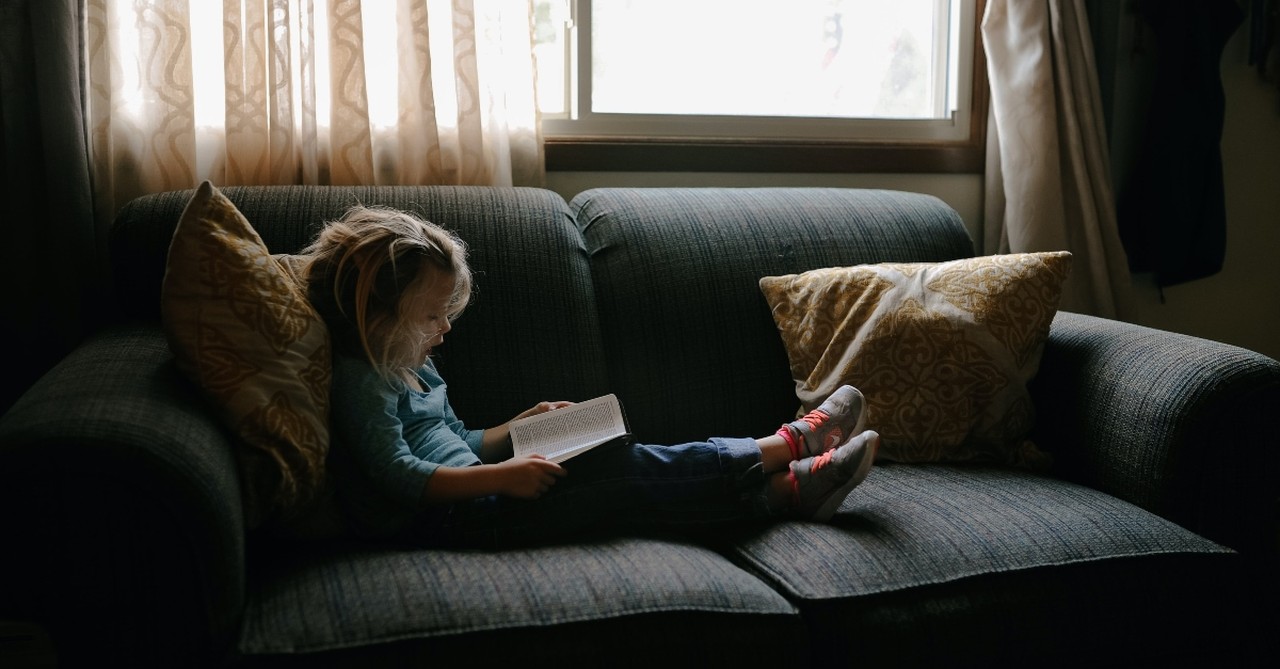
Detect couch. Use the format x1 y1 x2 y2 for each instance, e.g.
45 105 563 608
1 185 1276 668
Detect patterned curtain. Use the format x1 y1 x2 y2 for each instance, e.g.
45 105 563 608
84 0 543 224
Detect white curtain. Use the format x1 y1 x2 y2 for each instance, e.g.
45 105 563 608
982 0 1132 318
84 0 543 224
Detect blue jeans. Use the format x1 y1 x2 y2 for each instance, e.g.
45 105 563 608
407 437 772 548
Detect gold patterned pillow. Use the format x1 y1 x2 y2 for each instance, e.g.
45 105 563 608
161 181 330 528
759 252 1071 468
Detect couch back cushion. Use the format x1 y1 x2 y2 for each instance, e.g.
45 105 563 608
112 185 609 428
570 187 974 445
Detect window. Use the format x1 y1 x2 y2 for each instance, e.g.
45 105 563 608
533 0 987 172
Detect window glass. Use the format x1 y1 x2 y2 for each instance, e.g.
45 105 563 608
534 0 975 142
591 0 948 119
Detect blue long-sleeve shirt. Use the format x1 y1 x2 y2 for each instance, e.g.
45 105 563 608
329 354 485 536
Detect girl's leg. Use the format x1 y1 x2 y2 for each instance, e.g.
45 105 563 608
760 385 868 473
438 385 872 547
757 434 793 473
448 437 770 548
443 429 881 548
762 385 877 519
773 385 867 462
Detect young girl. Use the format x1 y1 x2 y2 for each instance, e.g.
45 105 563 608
303 205 880 547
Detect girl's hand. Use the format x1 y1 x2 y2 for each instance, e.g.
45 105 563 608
513 401 574 422
481 401 576 463
495 454 566 499
479 402 575 464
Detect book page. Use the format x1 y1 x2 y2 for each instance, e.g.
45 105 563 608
510 394 627 463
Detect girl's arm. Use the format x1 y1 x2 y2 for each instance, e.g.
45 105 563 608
420 456 566 503
434 401 574 504
478 400 574 463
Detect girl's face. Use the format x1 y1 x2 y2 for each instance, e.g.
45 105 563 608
400 269 457 363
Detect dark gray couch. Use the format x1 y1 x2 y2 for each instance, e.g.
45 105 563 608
2 186 1277 668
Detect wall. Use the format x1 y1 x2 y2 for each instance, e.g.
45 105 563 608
546 31 1279 362
1120 28 1280 360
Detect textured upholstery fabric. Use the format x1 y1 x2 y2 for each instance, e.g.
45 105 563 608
162 182 332 527
0 326 247 663
799 550 1253 667
239 537 796 656
1034 311 1280 553
731 461 1250 665
759 252 1071 467
570 187 976 446
734 463 1232 601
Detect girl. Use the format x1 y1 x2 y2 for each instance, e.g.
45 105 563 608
303 205 879 547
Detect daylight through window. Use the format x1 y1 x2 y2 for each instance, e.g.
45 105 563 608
534 0 978 144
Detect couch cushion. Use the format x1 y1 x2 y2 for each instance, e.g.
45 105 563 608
732 463 1245 665
570 187 975 447
735 463 1232 601
238 537 799 662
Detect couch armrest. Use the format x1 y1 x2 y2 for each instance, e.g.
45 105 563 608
0 325 246 666
1032 311 1280 558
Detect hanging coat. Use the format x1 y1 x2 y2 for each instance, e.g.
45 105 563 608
1116 0 1244 288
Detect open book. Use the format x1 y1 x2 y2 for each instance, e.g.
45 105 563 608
509 394 630 464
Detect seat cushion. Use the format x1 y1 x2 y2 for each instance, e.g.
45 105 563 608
736 463 1231 600
238 537 800 664
732 463 1246 666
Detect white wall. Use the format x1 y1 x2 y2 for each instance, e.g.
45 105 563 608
546 31 1280 361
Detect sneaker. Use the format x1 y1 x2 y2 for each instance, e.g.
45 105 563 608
784 385 867 458
790 430 879 521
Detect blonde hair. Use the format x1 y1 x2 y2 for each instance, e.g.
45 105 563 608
303 205 472 383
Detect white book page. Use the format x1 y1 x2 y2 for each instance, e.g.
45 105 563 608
509 394 627 463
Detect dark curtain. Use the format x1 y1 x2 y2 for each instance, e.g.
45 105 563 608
1102 0 1245 290
0 0 103 414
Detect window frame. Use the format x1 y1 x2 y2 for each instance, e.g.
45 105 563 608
543 0 988 174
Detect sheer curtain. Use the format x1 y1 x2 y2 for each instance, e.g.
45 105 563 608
981 0 1132 318
84 0 543 224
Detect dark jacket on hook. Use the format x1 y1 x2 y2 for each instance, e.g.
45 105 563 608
1117 0 1244 288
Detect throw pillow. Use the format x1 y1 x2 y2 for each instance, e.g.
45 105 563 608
759 252 1072 469
161 180 331 529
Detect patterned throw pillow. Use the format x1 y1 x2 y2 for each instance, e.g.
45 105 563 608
759 252 1072 468
161 181 331 528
